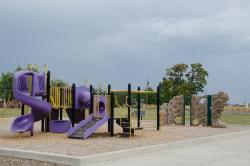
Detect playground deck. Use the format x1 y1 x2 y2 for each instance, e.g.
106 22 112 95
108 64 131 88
1 118 250 157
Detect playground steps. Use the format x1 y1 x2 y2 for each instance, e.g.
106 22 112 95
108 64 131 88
116 118 143 137
68 117 102 139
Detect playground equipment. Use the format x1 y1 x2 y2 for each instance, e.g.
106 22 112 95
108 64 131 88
67 95 110 139
11 70 161 138
49 86 72 133
11 71 51 136
48 78 92 134
110 84 160 138
9 66 231 141
160 92 229 127
160 95 184 125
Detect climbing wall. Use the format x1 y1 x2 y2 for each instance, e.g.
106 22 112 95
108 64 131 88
212 92 229 128
191 96 208 126
160 92 229 127
160 95 184 125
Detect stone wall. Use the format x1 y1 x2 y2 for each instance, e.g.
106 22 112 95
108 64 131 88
211 92 229 128
191 96 207 126
160 95 184 125
160 92 229 128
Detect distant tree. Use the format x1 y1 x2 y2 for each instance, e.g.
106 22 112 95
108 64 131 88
26 64 39 72
51 79 68 87
160 63 208 103
14 64 39 72
95 83 106 95
0 72 14 100
15 66 25 72
144 86 157 104
186 63 209 95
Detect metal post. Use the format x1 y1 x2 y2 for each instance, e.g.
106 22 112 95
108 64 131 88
41 118 45 132
190 95 193 126
128 83 131 121
110 92 114 137
108 84 111 132
46 71 51 132
71 84 76 127
183 95 185 126
207 95 212 126
82 108 85 120
157 85 160 130
41 96 45 132
21 103 25 115
59 88 63 120
137 86 140 127
90 85 94 114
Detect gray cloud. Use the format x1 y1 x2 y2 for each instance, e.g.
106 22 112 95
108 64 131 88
0 0 250 103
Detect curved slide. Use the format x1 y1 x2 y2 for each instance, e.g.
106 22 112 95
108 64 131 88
11 71 51 136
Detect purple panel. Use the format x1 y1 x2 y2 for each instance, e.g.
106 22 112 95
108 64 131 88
75 86 90 110
19 75 29 94
50 120 71 133
95 95 107 117
33 73 46 96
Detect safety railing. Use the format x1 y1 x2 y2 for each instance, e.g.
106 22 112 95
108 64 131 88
50 87 72 109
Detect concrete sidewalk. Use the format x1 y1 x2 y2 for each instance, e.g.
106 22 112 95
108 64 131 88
89 132 250 166
1 130 250 165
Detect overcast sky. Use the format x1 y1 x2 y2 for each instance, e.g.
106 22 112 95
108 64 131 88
0 0 250 104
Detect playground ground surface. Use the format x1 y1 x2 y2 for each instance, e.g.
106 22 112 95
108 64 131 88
0 118 250 157
1 108 250 165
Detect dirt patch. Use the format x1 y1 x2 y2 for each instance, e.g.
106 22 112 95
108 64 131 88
0 155 67 166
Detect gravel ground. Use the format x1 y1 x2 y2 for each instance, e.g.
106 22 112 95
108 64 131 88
0 118 250 157
0 155 68 166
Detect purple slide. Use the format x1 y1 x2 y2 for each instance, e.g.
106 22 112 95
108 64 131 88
67 95 109 139
67 114 109 139
11 71 51 136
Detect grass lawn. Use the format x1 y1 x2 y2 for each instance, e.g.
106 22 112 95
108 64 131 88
114 107 157 120
183 111 250 126
221 111 250 125
0 107 32 118
1 107 249 126
0 108 23 118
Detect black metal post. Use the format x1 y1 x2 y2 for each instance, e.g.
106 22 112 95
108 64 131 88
108 84 111 132
110 92 114 137
46 71 51 132
90 85 94 114
207 95 212 126
21 103 25 115
41 118 45 132
59 88 63 120
128 83 131 121
41 96 46 132
137 86 141 127
82 108 85 120
157 85 160 130
183 95 185 126
71 83 76 127
190 95 193 126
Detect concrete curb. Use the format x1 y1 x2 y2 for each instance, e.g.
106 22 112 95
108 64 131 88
1 130 250 166
0 148 82 166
